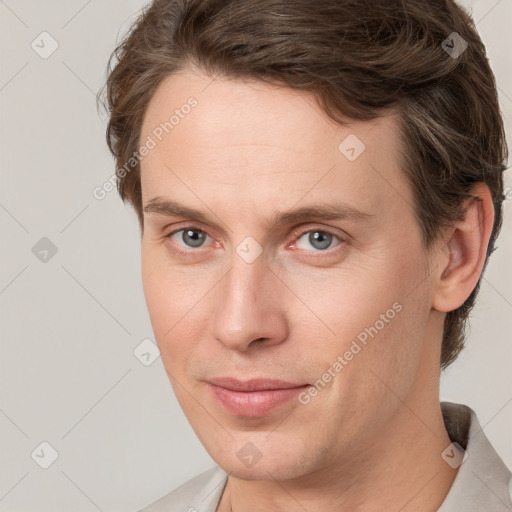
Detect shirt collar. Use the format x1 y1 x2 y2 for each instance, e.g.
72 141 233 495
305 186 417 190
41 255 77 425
438 401 512 511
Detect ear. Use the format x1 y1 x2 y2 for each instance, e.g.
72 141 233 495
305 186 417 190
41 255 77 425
431 183 495 313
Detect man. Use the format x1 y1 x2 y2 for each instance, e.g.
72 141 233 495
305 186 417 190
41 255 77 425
100 0 511 510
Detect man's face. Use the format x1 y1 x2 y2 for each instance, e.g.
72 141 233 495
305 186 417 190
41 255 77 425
139 69 439 480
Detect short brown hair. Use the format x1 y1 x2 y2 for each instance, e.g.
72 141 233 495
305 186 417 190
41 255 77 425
99 0 508 369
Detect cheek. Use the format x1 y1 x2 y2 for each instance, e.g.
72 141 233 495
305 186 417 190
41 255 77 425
141 245 196 334
141 254 168 334
283 247 431 376
281 264 405 346
141 250 184 359
288 267 430 437
141 250 212 375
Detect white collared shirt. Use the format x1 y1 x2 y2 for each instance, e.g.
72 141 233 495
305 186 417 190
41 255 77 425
139 401 512 511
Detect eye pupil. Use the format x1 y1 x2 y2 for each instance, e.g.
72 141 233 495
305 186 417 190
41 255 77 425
309 231 332 250
183 229 206 247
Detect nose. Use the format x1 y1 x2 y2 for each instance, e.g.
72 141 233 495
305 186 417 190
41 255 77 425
210 254 289 352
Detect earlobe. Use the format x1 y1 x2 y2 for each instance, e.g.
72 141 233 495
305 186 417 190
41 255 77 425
432 183 495 313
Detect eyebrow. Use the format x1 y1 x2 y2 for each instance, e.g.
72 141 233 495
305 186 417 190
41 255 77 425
143 197 374 229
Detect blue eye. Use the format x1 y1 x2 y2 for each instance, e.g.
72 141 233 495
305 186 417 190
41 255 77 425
167 228 210 248
164 226 344 255
295 230 341 251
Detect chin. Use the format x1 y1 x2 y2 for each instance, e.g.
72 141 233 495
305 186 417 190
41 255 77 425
207 441 314 482
223 459 307 481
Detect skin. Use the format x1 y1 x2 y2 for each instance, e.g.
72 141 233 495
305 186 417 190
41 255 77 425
139 69 494 512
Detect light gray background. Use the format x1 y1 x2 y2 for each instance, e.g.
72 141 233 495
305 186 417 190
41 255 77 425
0 1 510 510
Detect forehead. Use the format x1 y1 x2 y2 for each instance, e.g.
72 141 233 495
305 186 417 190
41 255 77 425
141 69 397 153
139 69 412 223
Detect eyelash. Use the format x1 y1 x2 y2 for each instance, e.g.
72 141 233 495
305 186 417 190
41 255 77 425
163 225 345 256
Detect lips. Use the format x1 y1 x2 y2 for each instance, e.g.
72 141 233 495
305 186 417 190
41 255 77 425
207 377 307 391
205 377 310 417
